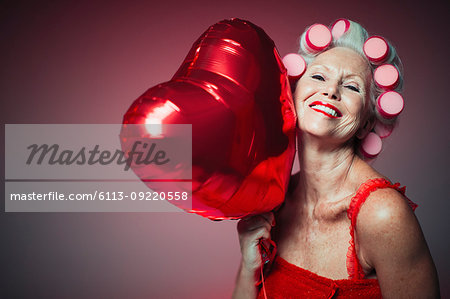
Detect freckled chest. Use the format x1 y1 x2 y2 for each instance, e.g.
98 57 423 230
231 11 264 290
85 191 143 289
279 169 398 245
273 198 353 279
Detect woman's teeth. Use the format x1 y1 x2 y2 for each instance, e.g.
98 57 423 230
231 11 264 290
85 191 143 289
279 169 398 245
311 105 339 117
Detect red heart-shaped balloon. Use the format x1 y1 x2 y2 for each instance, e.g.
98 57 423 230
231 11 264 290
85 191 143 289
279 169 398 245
121 18 296 220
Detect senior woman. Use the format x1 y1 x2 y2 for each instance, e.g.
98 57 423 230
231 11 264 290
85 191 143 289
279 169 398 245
232 19 439 298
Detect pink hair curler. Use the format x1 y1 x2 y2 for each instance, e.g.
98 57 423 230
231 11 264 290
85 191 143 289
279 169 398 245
305 24 332 52
374 64 399 89
331 19 350 40
361 132 382 158
376 91 404 118
363 36 389 63
282 53 307 78
374 121 394 138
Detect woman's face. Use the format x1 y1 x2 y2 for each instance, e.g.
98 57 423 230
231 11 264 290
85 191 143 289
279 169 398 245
294 47 372 144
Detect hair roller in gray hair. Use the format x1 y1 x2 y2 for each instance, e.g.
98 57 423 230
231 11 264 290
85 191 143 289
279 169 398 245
360 132 383 158
363 36 390 64
331 19 351 40
282 53 307 79
374 64 400 89
302 24 332 53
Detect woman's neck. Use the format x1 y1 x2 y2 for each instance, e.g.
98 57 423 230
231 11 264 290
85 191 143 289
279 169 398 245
293 132 359 210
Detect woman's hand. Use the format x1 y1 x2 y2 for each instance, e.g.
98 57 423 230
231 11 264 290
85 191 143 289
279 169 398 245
237 212 276 273
232 212 275 299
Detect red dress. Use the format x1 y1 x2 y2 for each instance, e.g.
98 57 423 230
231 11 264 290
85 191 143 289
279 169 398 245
257 178 418 299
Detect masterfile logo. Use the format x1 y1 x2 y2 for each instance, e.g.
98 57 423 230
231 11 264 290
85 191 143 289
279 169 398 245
5 124 192 212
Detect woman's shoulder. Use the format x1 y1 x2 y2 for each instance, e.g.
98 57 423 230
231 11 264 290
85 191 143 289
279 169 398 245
347 157 422 255
350 157 414 222
356 186 415 228
350 158 416 238
354 178 422 266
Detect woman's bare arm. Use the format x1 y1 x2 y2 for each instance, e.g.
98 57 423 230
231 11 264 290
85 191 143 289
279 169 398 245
357 188 440 298
232 213 275 299
232 262 260 299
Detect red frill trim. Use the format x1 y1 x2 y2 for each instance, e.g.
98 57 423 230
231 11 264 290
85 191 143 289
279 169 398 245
257 256 382 299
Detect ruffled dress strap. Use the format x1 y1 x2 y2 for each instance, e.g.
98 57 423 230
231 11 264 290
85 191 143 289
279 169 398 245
346 178 418 279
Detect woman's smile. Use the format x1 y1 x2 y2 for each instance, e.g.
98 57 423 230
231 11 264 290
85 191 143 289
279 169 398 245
309 101 342 118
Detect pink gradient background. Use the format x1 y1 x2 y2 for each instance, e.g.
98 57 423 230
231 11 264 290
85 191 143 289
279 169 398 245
1 0 449 297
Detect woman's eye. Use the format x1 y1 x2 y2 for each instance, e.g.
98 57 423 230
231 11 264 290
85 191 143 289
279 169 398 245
312 74 325 81
345 85 360 92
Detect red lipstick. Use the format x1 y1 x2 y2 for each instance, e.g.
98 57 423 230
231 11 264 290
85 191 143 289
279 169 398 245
309 101 342 118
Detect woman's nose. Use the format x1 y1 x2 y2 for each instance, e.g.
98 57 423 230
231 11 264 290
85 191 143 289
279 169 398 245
322 83 340 100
